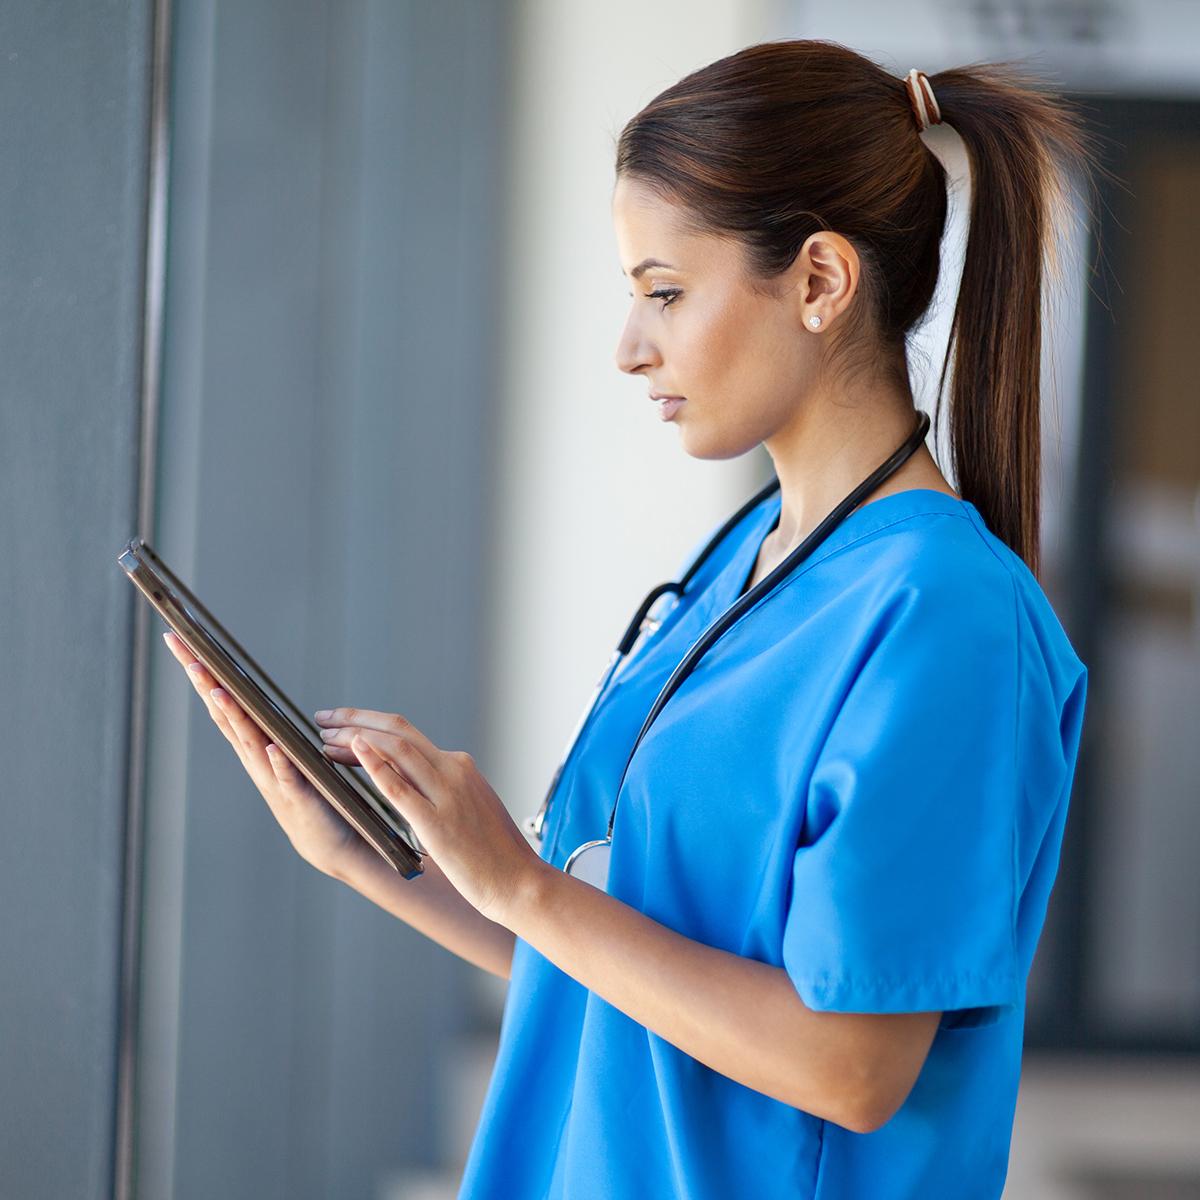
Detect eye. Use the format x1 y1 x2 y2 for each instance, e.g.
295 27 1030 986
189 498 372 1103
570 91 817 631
626 287 682 311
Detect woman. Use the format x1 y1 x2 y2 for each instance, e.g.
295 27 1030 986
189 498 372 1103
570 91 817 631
166 39 1096 1200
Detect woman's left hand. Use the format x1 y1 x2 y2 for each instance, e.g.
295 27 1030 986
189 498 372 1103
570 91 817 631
312 707 545 925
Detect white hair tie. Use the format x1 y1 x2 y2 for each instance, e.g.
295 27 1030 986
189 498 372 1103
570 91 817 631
904 68 943 132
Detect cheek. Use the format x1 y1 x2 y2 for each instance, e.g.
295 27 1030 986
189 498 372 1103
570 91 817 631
671 311 783 455
682 297 761 389
696 313 795 420
676 301 811 450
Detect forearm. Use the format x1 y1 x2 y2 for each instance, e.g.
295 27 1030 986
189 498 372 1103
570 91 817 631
502 862 886 1131
330 842 515 980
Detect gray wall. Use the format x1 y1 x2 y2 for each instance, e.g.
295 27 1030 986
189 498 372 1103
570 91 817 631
0 2 512 1197
0 3 154 1198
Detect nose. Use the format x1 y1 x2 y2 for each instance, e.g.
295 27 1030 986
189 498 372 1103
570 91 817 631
613 313 660 377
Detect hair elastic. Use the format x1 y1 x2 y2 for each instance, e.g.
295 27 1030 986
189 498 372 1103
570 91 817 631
904 68 943 132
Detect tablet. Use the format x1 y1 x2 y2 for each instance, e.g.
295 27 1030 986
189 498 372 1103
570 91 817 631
118 536 425 878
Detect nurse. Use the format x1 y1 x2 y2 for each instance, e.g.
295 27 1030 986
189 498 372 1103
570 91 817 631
166 39 1096 1200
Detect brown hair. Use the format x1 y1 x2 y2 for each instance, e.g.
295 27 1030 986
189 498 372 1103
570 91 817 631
614 39 1102 579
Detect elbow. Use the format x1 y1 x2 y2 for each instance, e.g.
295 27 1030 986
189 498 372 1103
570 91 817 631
839 1077 915 1135
829 1088 887 1135
831 1067 913 1135
782 1068 891 1134
839 1095 894 1136
824 1028 936 1134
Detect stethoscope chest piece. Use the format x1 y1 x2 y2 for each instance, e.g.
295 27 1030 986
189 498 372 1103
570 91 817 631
562 836 612 889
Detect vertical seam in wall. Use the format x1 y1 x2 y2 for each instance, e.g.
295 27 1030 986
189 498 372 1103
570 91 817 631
114 0 173 1196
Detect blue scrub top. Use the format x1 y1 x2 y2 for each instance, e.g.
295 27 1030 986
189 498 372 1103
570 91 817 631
457 486 1088 1200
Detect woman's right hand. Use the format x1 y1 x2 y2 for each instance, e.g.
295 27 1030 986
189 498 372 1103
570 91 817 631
161 630 365 878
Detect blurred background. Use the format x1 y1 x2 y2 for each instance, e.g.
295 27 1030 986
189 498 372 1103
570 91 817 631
1 1 1197 1197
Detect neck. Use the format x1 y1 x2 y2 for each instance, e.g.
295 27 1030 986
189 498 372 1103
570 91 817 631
761 380 952 551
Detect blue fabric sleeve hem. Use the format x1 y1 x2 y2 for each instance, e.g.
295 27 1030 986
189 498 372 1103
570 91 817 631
788 968 1020 1029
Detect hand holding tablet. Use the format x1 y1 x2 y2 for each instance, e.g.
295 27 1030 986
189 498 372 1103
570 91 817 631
161 630 368 879
118 537 425 878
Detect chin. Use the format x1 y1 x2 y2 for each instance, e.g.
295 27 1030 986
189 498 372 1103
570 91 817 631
677 421 761 463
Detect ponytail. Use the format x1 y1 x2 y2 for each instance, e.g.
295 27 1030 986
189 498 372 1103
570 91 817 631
923 60 1100 577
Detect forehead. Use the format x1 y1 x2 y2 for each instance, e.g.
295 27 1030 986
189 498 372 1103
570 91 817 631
611 176 737 275
612 176 689 238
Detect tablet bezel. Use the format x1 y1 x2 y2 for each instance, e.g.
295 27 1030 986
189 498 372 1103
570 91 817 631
118 536 425 879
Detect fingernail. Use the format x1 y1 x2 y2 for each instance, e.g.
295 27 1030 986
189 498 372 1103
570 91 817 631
314 709 331 721
187 662 202 675
210 688 224 701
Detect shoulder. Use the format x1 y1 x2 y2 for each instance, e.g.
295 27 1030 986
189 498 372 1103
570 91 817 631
800 499 1019 640
806 497 1086 707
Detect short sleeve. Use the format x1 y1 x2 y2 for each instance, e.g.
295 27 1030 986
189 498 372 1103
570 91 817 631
781 573 1022 1031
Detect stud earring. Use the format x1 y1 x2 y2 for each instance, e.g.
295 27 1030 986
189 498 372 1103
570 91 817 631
808 314 822 328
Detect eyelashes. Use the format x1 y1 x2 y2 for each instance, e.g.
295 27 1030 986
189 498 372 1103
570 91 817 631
626 287 682 311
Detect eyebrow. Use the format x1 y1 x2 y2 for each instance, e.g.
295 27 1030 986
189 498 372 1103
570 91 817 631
623 257 678 280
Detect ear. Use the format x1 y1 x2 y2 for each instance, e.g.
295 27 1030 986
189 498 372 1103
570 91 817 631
791 231 861 332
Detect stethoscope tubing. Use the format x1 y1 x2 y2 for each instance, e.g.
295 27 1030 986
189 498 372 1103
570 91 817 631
525 409 932 855
521 476 789 845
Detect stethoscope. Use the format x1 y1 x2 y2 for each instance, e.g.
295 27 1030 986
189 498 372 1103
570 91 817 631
522 410 932 889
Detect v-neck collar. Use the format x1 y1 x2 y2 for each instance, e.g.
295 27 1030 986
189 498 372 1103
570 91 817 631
611 486 974 695
713 485 974 615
